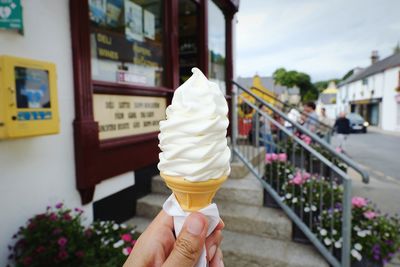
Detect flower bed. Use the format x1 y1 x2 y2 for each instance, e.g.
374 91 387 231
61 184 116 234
7 203 139 267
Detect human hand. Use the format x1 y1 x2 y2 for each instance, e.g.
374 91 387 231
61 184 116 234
123 210 224 267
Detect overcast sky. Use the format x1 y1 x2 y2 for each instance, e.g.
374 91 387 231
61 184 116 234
236 0 400 82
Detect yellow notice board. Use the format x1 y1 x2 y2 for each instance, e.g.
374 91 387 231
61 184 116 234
93 94 166 140
0 55 59 139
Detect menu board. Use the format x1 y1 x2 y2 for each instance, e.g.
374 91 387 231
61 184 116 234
93 94 166 140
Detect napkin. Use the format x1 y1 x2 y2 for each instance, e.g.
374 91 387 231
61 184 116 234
163 194 221 267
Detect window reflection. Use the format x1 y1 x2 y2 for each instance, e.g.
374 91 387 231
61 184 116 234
88 0 164 87
208 0 226 94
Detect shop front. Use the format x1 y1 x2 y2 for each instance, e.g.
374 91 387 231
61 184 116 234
70 0 239 215
350 98 381 126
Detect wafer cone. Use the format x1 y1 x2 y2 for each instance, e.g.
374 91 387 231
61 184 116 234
160 173 228 212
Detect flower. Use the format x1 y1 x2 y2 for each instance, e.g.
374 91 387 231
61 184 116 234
55 202 63 209
57 237 68 247
121 233 132 242
58 250 68 260
351 197 367 208
354 243 362 251
122 246 133 256
320 229 327 236
113 224 119 230
35 246 46 253
22 256 32 266
351 249 362 261
278 153 287 162
49 213 57 221
363 210 377 220
75 250 84 258
324 238 332 246
113 240 124 248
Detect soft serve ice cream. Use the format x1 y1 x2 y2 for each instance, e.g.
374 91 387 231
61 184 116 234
158 67 230 182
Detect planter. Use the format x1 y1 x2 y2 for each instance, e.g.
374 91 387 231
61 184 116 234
291 208 319 244
352 259 383 267
263 188 281 209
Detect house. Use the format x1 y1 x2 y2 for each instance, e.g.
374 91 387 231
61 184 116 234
317 81 338 119
337 51 400 131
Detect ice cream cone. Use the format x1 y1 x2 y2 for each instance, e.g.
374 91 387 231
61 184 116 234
160 173 227 212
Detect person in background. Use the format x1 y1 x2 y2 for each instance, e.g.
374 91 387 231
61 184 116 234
284 108 301 133
302 102 318 132
334 112 351 152
318 107 333 138
250 104 275 153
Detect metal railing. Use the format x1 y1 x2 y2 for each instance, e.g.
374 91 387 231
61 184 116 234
231 81 370 267
244 85 335 143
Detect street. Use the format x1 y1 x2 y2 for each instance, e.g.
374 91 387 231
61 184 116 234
333 128 400 215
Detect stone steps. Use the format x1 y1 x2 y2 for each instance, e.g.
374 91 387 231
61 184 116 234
136 193 292 241
152 172 264 207
126 216 328 267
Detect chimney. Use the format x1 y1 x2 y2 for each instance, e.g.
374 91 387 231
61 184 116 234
371 50 379 64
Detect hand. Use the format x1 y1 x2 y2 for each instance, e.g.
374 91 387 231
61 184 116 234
123 210 224 267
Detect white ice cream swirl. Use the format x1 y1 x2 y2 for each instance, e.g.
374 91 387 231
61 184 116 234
158 68 231 182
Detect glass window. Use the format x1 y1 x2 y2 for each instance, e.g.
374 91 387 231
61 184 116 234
208 0 226 94
88 0 164 87
15 67 50 109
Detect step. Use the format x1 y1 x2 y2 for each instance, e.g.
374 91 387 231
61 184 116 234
125 216 328 267
136 193 292 240
152 172 263 206
231 145 265 179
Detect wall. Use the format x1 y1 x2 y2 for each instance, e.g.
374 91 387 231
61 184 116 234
0 1 133 264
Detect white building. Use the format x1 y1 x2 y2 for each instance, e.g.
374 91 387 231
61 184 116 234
317 81 338 120
337 51 400 131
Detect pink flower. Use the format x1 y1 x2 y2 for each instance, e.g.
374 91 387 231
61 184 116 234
266 153 273 163
131 240 137 246
75 250 85 258
63 214 72 221
121 233 132 242
58 237 68 247
335 147 343 153
292 175 303 185
271 153 278 161
58 250 68 260
352 197 367 208
301 134 312 145
278 153 287 162
49 213 57 221
35 246 46 253
290 171 311 185
122 246 133 256
55 203 63 209
364 210 377 220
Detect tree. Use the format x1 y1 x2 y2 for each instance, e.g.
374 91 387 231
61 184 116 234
273 68 318 101
394 42 400 54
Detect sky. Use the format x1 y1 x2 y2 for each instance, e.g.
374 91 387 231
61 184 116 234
236 0 400 82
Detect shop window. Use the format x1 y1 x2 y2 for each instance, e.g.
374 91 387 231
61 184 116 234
88 0 165 87
208 0 226 94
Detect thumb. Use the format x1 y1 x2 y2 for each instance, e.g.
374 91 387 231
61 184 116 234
163 212 208 267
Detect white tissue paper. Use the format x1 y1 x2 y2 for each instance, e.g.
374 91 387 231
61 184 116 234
162 194 221 267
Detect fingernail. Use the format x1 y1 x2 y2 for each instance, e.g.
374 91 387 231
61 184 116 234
186 215 204 235
209 245 217 260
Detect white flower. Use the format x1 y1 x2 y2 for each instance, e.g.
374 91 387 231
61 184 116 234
320 229 328 236
324 238 332 246
113 224 119 230
351 249 362 261
357 231 367 237
385 233 389 237
354 243 362 251
285 193 292 199
311 205 317 212
334 241 342 248
288 174 294 179
292 197 298 203
122 247 130 256
332 229 338 235
354 226 360 231
364 230 371 235
100 221 106 226
304 207 310 213
113 240 124 248
120 224 127 229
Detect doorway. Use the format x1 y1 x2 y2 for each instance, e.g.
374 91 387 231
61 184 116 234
178 0 200 84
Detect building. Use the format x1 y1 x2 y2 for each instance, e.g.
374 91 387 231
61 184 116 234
237 75 301 105
0 0 239 264
337 51 400 131
317 81 338 119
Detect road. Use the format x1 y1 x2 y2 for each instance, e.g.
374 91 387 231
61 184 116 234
332 128 400 215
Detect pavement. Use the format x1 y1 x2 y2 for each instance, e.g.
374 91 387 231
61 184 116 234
332 128 400 215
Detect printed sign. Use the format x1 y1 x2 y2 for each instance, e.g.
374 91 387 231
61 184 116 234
0 0 23 33
93 94 166 140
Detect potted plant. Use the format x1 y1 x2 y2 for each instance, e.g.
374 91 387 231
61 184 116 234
8 203 139 267
317 196 400 266
263 153 294 208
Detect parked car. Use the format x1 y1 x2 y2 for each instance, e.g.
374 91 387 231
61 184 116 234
346 113 369 133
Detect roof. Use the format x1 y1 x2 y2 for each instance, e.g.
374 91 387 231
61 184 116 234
341 53 400 85
236 76 300 95
321 81 338 94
